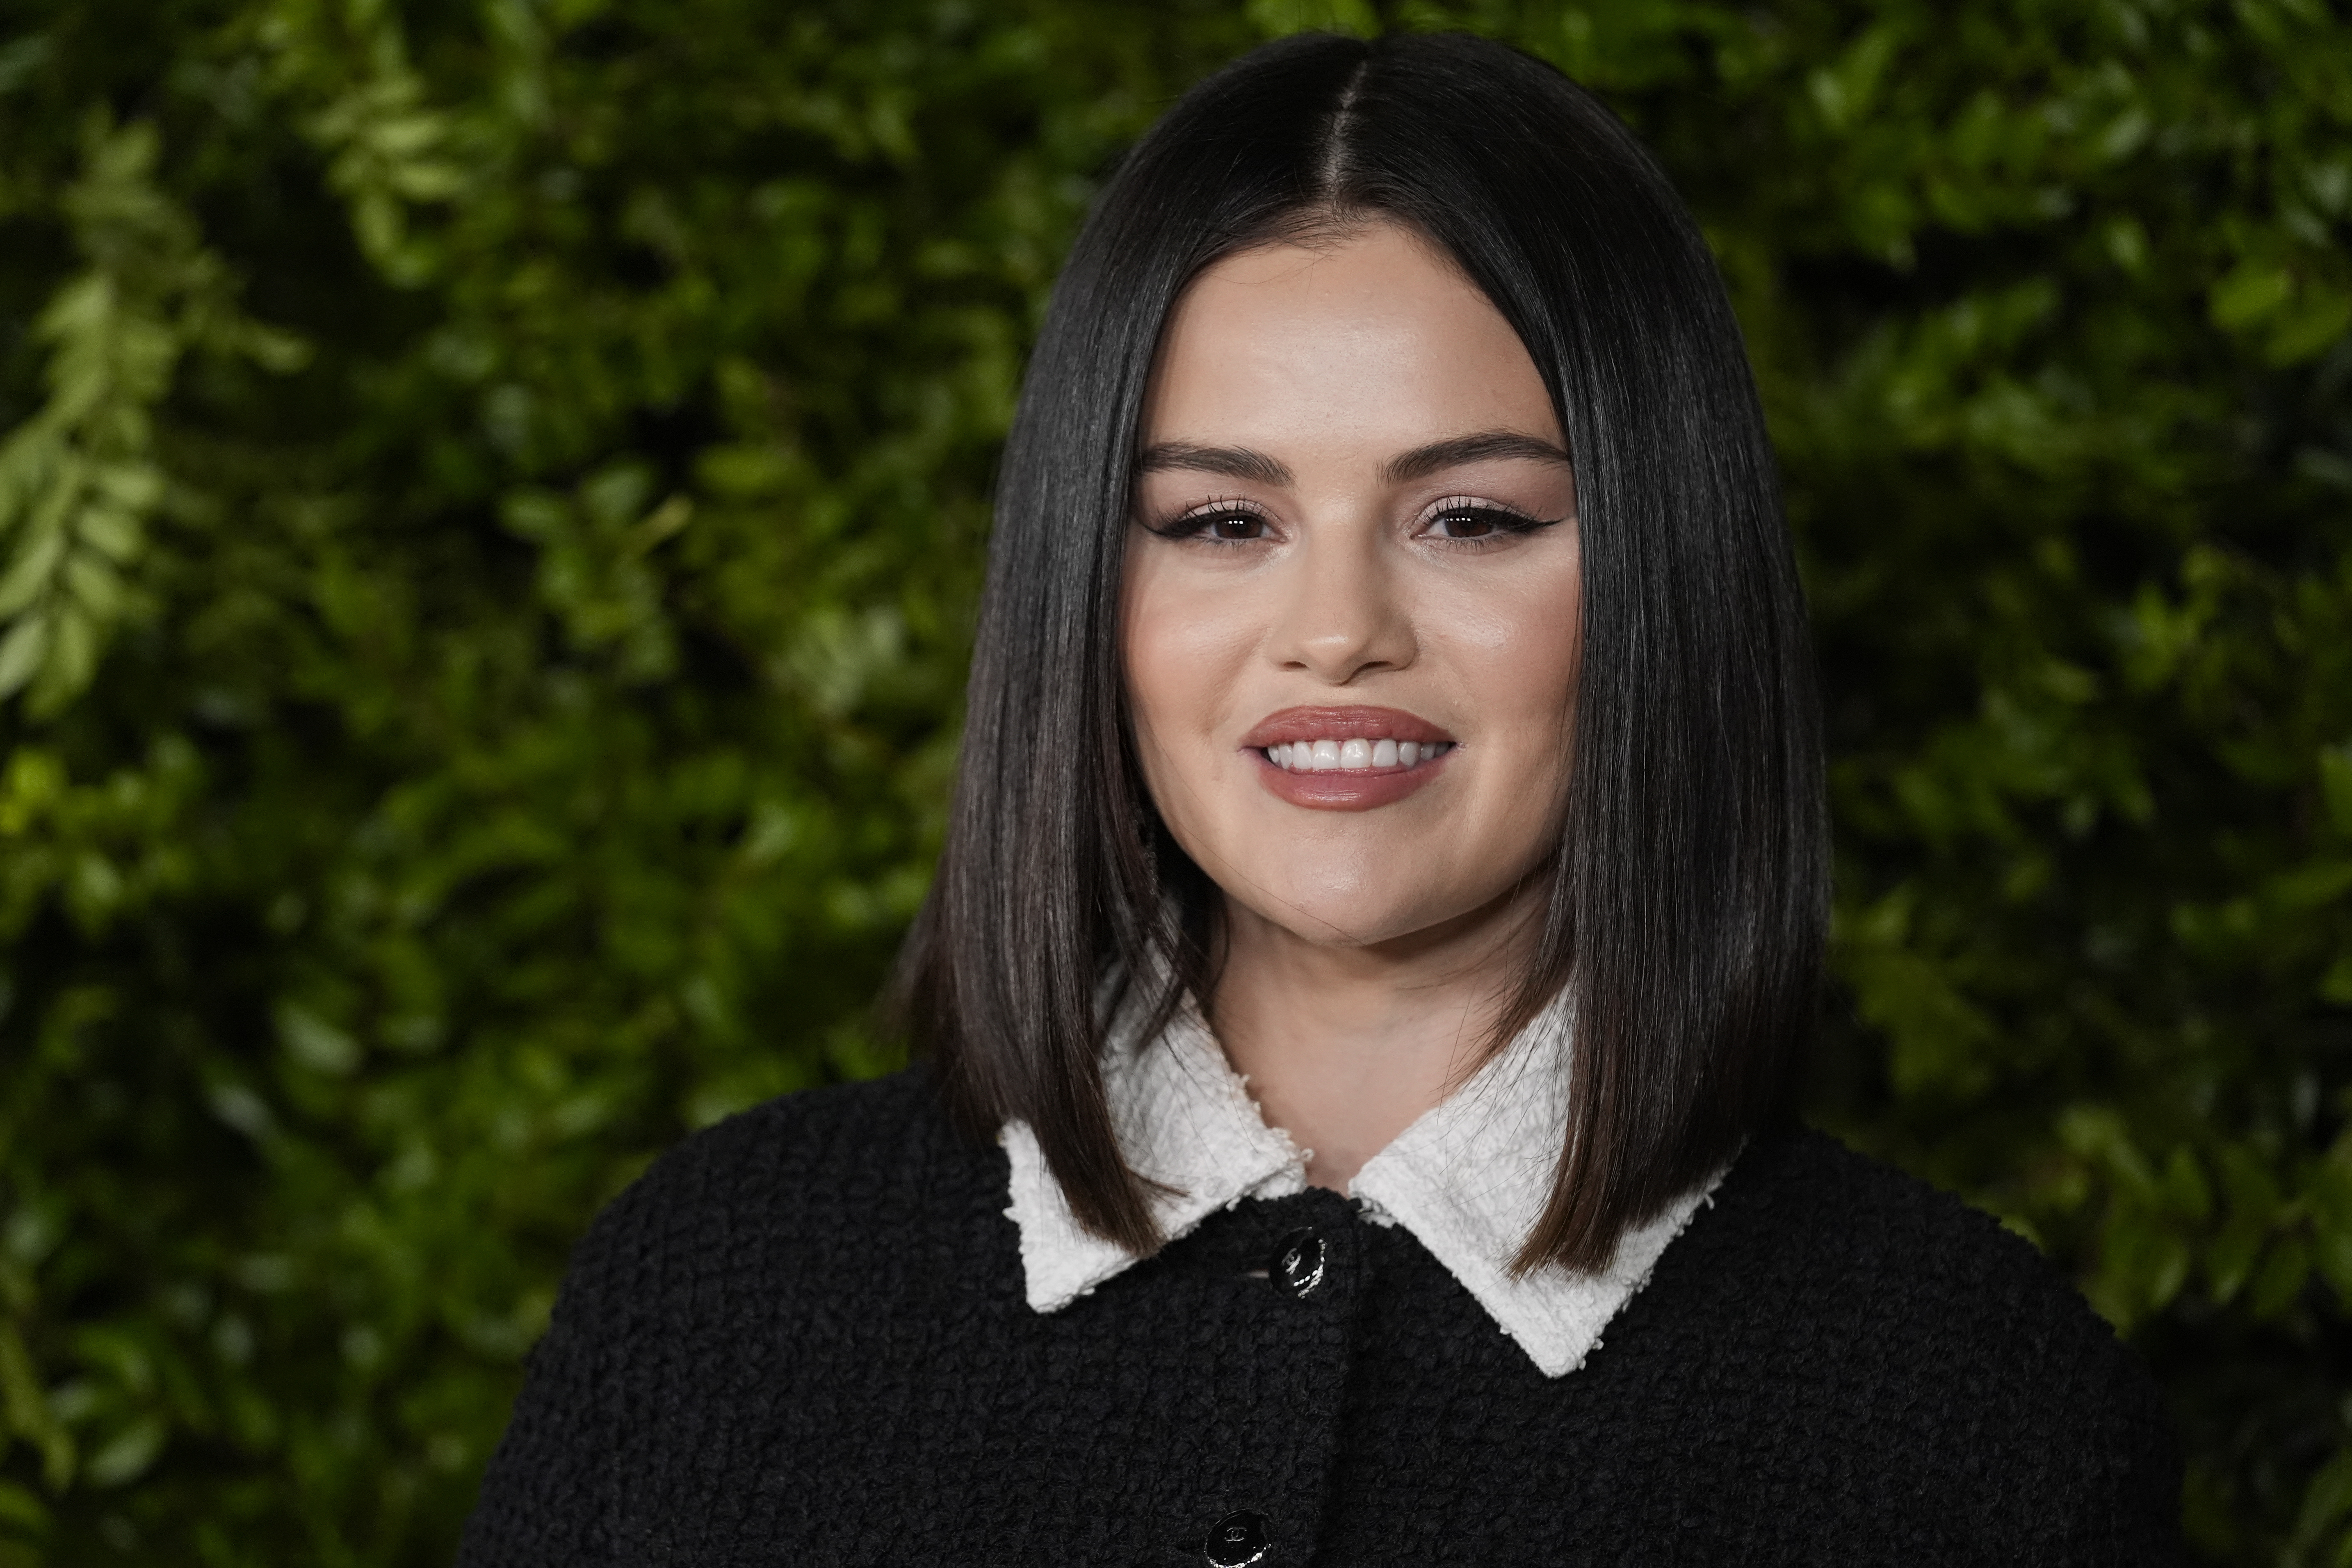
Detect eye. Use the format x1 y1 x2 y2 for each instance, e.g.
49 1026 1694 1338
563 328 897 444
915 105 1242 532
1156 503 1273 543
1429 507 1503 539
1199 510 1269 541
1421 500 1549 541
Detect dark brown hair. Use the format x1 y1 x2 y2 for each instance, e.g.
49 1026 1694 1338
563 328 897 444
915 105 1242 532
894 30 1825 1271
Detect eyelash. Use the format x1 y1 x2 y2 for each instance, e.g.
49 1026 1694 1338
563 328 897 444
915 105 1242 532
1149 496 1559 549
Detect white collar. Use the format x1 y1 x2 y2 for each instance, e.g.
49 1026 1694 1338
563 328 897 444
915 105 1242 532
1001 990 1720 1378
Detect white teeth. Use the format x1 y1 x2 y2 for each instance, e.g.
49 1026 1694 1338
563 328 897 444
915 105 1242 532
1264 737 1451 771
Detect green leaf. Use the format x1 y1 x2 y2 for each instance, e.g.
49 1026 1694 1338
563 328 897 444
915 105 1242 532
1245 0 1379 39
0 614 49 699
81 1415 164 1490
2252 1235 2315 1320
1806 25 1898 135
2300 1447 2352 1549
0 1322 70 1492
2322 744 2352 838
2270 860 2352 911
2317 1175 2352 1308
275 1002 361 1077
59 550 121 621
2212 258 2296 332
25 602 95 714
0 1478 48 1535
0 524 67 618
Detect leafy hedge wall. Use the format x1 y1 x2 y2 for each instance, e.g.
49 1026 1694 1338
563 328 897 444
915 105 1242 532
0 0 2345 1561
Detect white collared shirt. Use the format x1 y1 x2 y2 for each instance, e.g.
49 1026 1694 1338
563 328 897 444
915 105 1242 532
1001 989 1721 1378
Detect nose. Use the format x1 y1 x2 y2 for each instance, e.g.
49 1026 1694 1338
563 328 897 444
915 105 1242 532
1268 523 1416 684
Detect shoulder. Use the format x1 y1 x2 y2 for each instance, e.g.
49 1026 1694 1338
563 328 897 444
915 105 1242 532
1702 1127 2119 1347
625 1066 965 1210
1705 1125 2039 1266
1636 1126 2180 1558
559 1068 1004 1318
1688 1127 2156 1398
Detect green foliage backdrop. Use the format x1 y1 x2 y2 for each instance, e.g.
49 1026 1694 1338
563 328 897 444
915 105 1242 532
0 0 2345 1560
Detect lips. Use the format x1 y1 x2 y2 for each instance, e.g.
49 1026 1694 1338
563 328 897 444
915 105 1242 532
1239 705 1455 749
1240 705 1456 813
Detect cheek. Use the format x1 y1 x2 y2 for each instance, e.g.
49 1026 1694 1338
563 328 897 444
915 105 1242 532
1436 559 1583 740
1120 556 1257 776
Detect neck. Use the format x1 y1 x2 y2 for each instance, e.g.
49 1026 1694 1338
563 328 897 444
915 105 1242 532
1205 883 1545 1191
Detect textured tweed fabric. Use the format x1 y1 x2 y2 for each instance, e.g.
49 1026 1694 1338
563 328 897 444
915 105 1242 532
1003 987 1713 1376
460 1070 2181 1566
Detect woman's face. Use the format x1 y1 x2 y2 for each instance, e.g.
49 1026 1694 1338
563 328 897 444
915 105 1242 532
1123 222 1582 952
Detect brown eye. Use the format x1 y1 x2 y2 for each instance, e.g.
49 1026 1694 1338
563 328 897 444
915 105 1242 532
1200 510 1267 541
1430 507 1502 539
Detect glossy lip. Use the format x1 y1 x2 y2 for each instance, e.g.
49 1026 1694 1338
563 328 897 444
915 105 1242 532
1241 704 1457 814
1239 705 1456 749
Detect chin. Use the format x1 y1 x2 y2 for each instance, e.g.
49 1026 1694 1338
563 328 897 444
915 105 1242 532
1225 840 1544 946
1242 884 1450 949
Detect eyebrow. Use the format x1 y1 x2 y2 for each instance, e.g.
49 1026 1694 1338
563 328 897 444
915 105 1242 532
1133 429 1570 488
1380 431 1571 483
1133 441 1292 485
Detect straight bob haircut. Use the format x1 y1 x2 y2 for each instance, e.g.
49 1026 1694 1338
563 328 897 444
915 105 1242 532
894 30 1827 1273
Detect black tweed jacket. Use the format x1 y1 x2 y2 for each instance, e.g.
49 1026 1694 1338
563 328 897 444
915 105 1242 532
459 1070 2180 1565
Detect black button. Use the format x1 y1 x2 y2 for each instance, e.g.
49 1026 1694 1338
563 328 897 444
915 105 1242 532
1268 1228 1325 1299
1203 1509 1271 1566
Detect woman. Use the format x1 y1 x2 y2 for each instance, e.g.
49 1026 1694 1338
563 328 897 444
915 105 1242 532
462 30 2178 1565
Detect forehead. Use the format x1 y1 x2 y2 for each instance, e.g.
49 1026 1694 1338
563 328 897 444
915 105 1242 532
1141 224 1559 452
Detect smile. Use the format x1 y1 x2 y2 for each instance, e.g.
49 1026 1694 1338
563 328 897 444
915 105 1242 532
1239 705 1458 812
1263 738 1454 772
